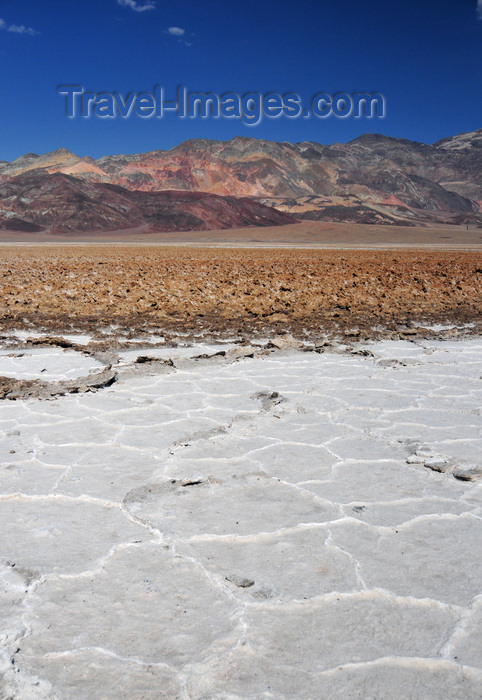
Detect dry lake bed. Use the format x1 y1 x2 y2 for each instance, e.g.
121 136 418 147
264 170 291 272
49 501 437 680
0 332 481 699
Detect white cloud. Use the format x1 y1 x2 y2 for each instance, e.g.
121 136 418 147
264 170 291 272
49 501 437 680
7 24 39 36
164 26 190 46
167 26 185 36
116 0 156 11
0 18 39 35
478 0 482 19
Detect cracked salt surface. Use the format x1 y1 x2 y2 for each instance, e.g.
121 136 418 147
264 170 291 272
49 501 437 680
0 348 103 381
0 338 481 699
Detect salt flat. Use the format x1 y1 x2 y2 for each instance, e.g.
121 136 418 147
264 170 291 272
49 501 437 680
1 337 482 699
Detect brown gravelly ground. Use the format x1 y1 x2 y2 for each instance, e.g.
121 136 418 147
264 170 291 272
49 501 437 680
1 246 481 340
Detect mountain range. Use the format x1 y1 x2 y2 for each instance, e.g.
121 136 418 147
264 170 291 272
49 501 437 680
0 129 481 233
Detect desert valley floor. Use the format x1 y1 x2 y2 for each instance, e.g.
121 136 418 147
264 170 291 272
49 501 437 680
1 238 482 699
0 241 482 339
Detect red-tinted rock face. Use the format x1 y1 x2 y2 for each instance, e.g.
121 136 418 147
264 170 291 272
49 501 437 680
0 130 481 228
0 174 296 233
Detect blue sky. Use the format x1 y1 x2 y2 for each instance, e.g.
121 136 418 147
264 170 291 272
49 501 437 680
0 0 481 160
